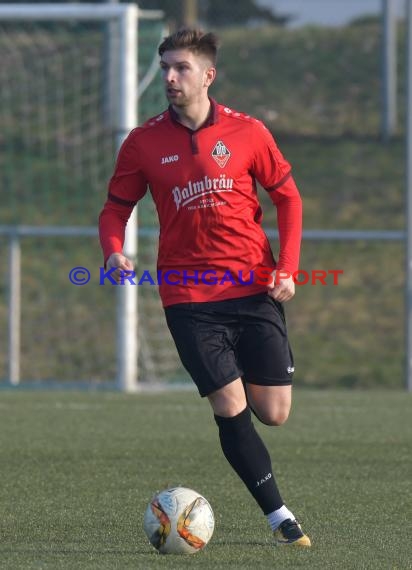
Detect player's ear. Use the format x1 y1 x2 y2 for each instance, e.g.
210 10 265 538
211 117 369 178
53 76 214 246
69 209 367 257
204 66 216 87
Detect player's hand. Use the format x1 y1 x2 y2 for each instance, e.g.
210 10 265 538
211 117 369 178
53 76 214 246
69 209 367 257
267 270 295 302
106 252 135 284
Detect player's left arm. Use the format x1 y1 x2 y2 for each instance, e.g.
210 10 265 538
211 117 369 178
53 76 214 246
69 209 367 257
267 175 302 302
251 121 303 302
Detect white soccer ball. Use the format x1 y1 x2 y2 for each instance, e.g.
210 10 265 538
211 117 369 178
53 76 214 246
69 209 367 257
143 486 215 555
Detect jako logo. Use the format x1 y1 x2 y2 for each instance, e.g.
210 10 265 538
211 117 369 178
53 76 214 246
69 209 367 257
161 154 179 164
172 174 234 211
256 473 272 487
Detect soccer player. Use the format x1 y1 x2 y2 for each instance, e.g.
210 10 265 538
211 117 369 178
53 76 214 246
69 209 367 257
99 28 310 547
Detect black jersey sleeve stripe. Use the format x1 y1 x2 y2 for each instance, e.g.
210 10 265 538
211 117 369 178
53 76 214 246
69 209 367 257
265 171 292 193
108 192 137 208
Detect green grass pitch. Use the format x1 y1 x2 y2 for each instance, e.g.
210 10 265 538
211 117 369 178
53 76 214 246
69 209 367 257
0 389 411 569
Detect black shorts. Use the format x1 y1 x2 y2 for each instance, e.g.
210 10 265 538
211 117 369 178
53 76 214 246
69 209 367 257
164 293 294 397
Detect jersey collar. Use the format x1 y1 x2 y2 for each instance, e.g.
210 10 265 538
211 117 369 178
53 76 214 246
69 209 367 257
168 97 219 131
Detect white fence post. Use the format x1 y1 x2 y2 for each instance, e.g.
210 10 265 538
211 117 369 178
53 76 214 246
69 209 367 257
382 0 398 140
8 233 21 386
116 4 139 392
406 0 412 392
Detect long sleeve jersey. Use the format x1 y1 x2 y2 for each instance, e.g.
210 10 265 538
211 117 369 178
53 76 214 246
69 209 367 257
99 99 302 307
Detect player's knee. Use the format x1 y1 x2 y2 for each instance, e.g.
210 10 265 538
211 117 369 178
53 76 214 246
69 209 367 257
214 402 246 417
259 407 290 426
208 379 247 418
209 394 247 418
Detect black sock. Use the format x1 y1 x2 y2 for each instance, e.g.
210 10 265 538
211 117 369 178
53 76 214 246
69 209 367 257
214 407 283 515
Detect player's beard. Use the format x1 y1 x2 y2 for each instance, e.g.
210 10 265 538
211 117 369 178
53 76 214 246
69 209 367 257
166 88 188 107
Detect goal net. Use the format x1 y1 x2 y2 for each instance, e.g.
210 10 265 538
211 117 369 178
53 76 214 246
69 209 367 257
0 4 189 389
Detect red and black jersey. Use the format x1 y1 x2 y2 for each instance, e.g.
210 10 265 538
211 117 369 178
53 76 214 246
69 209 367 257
99 99 302 306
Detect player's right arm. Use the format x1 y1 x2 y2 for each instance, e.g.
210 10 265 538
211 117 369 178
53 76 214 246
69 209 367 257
104 252 135 283
98 131 148 279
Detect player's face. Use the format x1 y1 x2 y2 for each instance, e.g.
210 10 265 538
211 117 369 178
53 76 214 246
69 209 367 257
160 49 215 107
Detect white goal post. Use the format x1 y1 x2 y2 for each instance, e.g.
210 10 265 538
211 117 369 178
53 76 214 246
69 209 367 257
0 4 163 392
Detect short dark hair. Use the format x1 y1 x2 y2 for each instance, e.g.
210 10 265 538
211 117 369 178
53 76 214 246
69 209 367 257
158 28 219 66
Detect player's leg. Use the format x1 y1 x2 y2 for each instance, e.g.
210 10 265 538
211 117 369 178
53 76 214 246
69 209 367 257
236 295 311 546
211 381 309 546
208 378 286 527
241 382 310 545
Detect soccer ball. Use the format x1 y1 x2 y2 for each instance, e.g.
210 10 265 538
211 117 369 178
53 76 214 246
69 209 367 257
143 486 215 555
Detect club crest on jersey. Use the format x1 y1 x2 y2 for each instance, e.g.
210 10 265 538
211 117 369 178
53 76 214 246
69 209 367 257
211 140 231 168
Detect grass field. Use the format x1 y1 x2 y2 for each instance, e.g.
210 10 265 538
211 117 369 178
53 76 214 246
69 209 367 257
0 389 411 569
